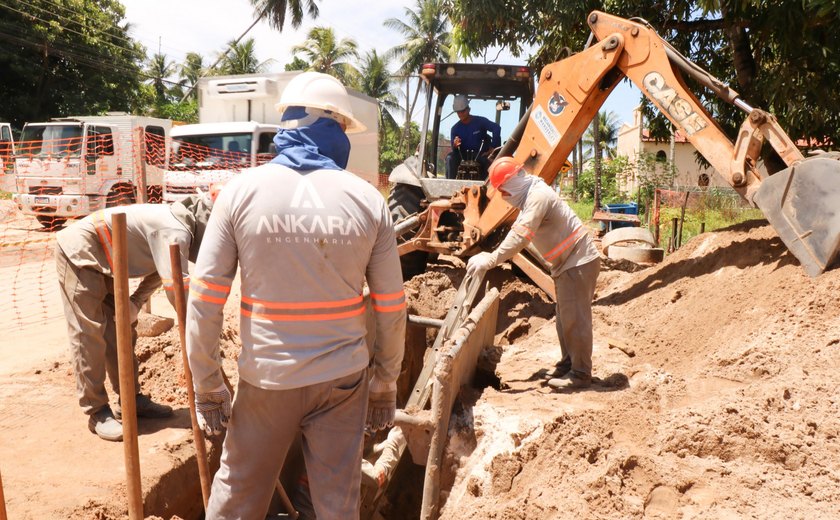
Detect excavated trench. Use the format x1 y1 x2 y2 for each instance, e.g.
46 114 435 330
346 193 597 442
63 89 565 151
125 258 554 520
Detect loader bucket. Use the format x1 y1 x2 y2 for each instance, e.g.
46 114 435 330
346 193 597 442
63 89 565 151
753 156 840 277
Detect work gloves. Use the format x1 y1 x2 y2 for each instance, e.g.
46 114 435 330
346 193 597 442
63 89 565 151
195 385 231 437
367 376 397 432
466 252 495 277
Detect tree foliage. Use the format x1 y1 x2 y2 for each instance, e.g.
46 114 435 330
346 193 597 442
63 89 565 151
451 0 840 146
292 26 360 84
219 38 272 75
357 50 403 132
251 0 320 31
0 0 146 128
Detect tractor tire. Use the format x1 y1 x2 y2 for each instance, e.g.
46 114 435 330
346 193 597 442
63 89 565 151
36 215 67 230
388 183 429 281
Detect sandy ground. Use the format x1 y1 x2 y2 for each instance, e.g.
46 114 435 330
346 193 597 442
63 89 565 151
2 197 839 519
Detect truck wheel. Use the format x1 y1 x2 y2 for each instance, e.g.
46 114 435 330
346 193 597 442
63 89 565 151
106 186 136 208
388 183 429 281
36 215 66 230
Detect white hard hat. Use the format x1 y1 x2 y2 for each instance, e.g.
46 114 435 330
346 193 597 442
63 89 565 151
452 94 470 112
274 72 366 134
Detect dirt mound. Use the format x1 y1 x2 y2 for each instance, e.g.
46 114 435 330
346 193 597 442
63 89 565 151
440 221 840 519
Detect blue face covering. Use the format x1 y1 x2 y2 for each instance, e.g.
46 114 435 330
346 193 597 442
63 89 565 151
270 107 351 171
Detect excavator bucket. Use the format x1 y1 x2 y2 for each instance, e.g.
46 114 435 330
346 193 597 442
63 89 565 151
753 155 840 277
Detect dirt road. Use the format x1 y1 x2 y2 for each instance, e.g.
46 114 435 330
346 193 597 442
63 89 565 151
1 199 838 519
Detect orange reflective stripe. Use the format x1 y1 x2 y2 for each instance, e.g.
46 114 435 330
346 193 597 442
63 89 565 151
242 306 366 322
189 289 227 305
373 301 407 313
191 278 231 294
162 276 190 291
242 294 363 310
370 290 405 301
513 223 534 240
544 227 585 261
91 211 114 271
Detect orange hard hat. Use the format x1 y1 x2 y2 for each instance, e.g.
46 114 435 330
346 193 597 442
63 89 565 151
488 157 523 188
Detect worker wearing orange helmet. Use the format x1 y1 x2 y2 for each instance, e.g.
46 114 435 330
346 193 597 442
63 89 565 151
467 156 601 390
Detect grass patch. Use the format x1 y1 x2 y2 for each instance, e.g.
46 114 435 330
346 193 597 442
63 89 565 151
565 196 765 255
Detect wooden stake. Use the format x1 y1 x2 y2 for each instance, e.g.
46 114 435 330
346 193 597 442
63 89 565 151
112 212 143 520
169 243 212 508
0 466 8 520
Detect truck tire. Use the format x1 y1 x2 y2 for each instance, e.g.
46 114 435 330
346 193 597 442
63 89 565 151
388 183 429 281
36 215 66 230
106 185 136 208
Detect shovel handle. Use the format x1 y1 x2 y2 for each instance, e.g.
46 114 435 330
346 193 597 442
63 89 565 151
169 243 213 508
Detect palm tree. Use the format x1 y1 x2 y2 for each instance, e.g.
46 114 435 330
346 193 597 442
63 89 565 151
179 52 205 99
218 38 273 75
179 1 320 101
584 111 622 159
358 50 402 131
291 27 359 84
251 0 320 31
146 53 175 102
384 0 453 153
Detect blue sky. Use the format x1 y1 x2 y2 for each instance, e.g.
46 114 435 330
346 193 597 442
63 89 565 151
121 0 642 127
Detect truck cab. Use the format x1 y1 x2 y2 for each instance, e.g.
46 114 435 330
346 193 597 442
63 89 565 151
163 121 279 202
13 115 171 228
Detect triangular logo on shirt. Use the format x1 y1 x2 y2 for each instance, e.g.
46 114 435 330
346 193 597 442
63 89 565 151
289 178 325 209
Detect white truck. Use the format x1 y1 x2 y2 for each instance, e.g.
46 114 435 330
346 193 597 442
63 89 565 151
12 114 171 228
162 72 380 202
1 122 15 192
164 121 279 202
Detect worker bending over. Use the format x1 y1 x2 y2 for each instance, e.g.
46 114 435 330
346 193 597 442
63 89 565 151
186 71 406 519
55 192 214 441
467 157 601 390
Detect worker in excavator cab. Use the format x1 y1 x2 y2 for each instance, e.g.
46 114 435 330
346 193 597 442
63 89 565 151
185 71 406 519
466 157 601 391
54 188 217 441
445 94 501 180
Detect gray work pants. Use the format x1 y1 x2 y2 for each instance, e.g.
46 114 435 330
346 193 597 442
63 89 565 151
207 369 368 520
554 258 601 377
55 246 139 415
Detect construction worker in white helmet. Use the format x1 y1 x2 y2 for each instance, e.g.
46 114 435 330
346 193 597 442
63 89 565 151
55 189 217 441
185 71 406 519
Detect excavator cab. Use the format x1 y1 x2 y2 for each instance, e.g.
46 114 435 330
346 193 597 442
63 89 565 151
388 63 534 278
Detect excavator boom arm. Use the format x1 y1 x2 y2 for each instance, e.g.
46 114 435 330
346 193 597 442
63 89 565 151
482 11 840 276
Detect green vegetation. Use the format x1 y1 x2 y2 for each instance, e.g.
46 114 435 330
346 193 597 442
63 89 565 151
568 190 765 257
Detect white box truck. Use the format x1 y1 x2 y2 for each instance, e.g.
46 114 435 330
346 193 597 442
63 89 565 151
13 114 171 228
162 72 380 202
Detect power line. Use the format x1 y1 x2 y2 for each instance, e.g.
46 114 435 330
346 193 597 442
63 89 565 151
13 0 142 54
0 29 185 88
0 1 146 61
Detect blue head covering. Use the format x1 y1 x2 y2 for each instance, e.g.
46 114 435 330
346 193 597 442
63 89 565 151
270 106 351 171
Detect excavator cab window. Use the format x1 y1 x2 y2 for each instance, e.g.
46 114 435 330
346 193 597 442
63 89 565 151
414 63 534 179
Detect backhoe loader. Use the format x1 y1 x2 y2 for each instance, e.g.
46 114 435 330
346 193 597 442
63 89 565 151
393 11 840 278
